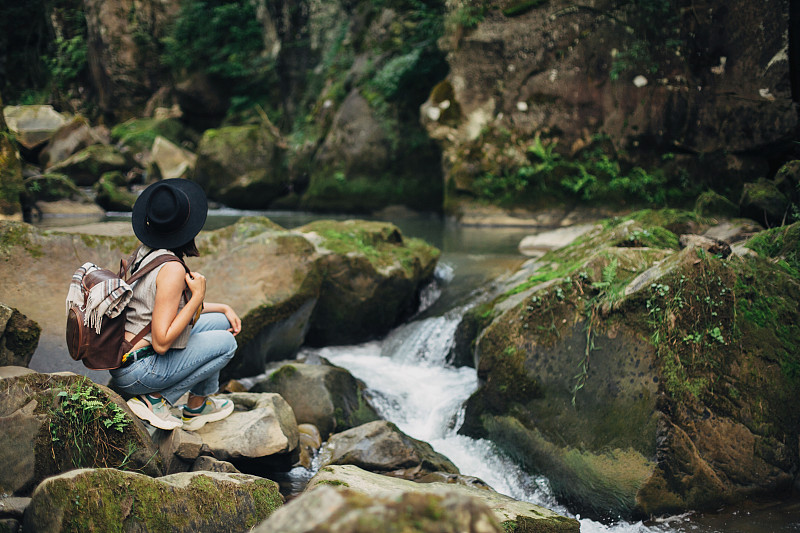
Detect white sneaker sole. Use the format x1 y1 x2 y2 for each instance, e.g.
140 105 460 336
127 398 183 430
182 399 234 431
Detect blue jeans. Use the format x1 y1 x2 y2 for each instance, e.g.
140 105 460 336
110 313 237 405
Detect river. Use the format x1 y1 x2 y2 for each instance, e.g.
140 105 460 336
39 209 800 532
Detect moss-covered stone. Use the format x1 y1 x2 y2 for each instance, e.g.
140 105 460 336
298 219 440 345
193 125 286 209
0 115 24 219
459 210 800 519
0 305 40 367
47 144 129 186
93 171 137 212
694 190 740 218
24 469 282 533
739 178 790 226
0 372 162 497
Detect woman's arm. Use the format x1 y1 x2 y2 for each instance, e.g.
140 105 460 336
151 262 206 354
202 302 242 336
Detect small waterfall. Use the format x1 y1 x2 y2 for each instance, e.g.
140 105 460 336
301 302 689 533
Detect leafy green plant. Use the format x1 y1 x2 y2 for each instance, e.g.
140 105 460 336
48 378 132 469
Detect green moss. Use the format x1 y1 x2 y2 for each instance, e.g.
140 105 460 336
0 221 43 257
270 364 297 383
745 222 800 278
32 469 281 532
315 479 350 487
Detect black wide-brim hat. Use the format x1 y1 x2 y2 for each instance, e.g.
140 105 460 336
132 179 208 249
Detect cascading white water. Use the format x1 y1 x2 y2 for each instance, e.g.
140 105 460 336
299 268 686 533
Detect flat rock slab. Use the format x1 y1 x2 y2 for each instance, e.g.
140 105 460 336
308 465 579 532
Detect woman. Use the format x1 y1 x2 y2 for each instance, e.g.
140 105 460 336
109 179 241 431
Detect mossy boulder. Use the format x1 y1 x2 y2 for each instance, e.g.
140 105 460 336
23 468 282 533
459 211 800 519
318 420 459 481
47 144 129 186
254 484 504 533
0 370 162 496
297 220 440 345
38 117 102 168
739 178 790 226
281 465 579 533
251 362 380 438
193 125 287 209
0 304 40 367
93 171 137 212
694 190 740 218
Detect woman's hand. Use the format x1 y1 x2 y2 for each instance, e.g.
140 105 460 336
185 271 206 301
222 304 242 336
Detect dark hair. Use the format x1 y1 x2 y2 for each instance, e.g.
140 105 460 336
170 238 199 259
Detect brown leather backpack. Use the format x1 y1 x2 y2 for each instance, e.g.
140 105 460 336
66 250 189 370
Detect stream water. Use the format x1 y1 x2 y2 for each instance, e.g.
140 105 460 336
53 209 800 532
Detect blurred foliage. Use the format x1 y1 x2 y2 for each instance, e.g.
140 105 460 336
1 0 87 104
162 0 275 112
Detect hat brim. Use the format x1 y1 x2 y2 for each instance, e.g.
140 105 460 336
132 179 208 250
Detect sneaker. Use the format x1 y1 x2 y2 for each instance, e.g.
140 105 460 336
127 395 183 430
181 397 234 431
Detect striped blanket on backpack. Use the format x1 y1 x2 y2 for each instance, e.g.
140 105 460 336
65 262 133 334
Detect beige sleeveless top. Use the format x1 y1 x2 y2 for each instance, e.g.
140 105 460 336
124 246 192 349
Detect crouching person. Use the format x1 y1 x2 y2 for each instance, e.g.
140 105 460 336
110 179 241 431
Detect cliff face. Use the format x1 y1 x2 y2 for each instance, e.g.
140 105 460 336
423 0 797 212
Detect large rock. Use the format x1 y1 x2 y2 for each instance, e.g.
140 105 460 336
0 369 161 496
46 144 129 186
0 304 40 367
250 362 380 438
93 171 137 211
277 465 580 533
297 220 440 345
38 117 103 168
151 136 196 180
425 0 795 211
0 217 439 380
319 420 459 481
193 125 287 209
458 211 800 518
23 468 282 533
192 393 299 461
83 0 179 118
253 484 504 533
2 106 67 150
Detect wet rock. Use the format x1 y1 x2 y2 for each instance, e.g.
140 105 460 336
250 363 380 438
23 468 282 533
0 305 40 367
47 145 129 186
3 106 67 150
193 125 286 209
297 465 579 532
319 420 458 480
193 393 299 461
296 423 323 469
298 220 439 345
253 484 505 533
0 370 161 496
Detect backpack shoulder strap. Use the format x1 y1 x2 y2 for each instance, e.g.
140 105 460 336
126 254 190 284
